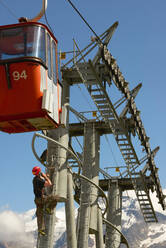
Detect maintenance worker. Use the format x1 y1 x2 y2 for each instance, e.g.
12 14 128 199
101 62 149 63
32 166 59 236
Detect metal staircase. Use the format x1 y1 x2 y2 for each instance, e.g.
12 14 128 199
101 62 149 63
131 171 157 222
75 61 140 166
71 46 162 222
100 44 165 211
116 134 138 167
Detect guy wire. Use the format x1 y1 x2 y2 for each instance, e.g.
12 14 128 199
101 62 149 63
66 0 103 44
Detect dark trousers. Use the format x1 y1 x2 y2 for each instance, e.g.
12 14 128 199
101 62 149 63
34 195 57 231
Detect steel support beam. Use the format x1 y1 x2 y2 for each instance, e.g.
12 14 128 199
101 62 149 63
65 172 77 248
77 122 100 248
37 130 59 248
99 176 154 192
89 123 100 234
105 180 122 248
95 208 104 248
37 81 69 248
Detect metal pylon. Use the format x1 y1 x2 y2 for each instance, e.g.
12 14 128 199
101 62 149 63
60 22 166 248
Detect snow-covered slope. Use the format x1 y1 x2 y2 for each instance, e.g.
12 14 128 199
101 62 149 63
121 190 166 248
0 190 166 247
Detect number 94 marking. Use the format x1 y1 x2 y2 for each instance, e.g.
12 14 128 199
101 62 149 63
12 70 28 81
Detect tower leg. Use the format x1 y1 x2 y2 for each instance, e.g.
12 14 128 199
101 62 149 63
37 81 70 248
37 129 59 248
65 172 77 248
95 208 104 248
105 180 122 248
77 122 100 248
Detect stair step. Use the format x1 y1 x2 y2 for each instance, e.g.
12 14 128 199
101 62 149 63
126 162 137 166
143 212 154 215
118 144 130 148
137 194 147 197
141 207 152 210
100 110 111 115
145 220 157 223
98 105 109 109
144 215 156 219
96 99 108 104
128 157 138 160
140 203 152 206
90 88 101 92
102 114 114 117
145 219 156 222
131 172 140 176
124 157 137 163
142 208 153 212
122 152 135 156
139 199 149 202
125 157 137 161
142 208 153 211
120 148 133 151
124 157 136 161
138 198 149 201
127 162 137 165
138 196 148 199
117 138 128 142
92 94 105 99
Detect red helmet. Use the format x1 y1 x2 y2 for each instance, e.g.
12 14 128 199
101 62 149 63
32 166 41 175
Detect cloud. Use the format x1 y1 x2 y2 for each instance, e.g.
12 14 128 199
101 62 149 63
0 210 34 247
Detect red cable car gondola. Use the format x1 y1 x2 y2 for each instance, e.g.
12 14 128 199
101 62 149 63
0 21 62 133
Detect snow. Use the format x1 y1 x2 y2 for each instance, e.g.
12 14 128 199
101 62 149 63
0 189 166 247
140 228 166 247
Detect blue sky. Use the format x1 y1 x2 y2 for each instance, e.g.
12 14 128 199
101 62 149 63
0 0 166 213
